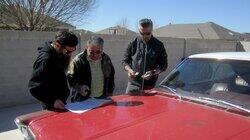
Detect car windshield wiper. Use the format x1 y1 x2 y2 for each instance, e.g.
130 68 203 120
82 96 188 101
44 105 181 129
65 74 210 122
198 97 250 113
159 85 182 99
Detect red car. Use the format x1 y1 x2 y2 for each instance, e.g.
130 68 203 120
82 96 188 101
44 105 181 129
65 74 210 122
15 52 250 140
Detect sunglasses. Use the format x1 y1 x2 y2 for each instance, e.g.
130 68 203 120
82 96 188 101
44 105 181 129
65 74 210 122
140 23 152 28
64 47 76 55
89 50 102 55
139 31 151 36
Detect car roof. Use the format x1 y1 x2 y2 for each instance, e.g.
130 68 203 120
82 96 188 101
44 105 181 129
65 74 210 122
189 52 250 61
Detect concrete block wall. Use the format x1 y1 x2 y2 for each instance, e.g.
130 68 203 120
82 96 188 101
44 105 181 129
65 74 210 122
0 31 57 108
185 39 237 57
0 30 240 108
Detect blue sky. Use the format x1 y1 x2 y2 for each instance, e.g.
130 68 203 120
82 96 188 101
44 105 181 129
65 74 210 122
78 0 250 33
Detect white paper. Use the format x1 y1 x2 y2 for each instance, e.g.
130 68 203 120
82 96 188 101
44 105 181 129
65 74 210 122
65 98 112 114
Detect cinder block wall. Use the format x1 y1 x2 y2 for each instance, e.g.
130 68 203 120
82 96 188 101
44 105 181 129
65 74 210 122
0 30 240 108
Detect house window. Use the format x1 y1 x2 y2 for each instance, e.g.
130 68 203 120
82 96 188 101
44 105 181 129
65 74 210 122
109 28 117 35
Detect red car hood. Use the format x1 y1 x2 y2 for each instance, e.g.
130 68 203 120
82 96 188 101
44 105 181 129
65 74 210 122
27 91 250 140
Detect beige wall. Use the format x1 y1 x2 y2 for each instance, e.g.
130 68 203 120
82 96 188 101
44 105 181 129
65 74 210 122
0 30 241 108
0 31 56 108
185 39 237 56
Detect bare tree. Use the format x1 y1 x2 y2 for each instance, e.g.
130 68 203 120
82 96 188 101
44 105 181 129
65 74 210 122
0 0 96 31
116 17 129 28
152 20 159 29
114 17 130 35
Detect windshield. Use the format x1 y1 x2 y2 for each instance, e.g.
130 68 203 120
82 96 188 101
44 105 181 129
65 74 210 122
160 58 250 110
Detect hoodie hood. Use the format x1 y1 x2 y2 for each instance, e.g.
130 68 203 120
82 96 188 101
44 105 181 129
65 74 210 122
37 41 55 54
37 41 71 71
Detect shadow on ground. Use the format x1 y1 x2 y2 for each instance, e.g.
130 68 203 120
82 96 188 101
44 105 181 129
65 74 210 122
0 103 41 132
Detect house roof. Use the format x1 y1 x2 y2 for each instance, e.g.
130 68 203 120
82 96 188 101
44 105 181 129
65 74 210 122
240 33 250 41
50 18 76 29
153 22 241 40
95 26 138 36
73 29 93 34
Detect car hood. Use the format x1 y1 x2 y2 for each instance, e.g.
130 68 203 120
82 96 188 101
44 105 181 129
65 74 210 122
28 91 250 140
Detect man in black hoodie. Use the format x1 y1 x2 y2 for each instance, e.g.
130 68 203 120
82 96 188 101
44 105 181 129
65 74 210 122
28 31 78 110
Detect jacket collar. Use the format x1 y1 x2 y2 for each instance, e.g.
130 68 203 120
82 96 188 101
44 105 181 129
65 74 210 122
137 35 154 44
82 50 106 61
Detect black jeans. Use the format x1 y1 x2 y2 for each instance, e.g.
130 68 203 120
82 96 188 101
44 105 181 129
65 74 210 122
40 103 54 110
125 82 154 94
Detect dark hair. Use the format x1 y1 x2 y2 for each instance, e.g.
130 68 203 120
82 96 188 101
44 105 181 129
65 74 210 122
139 18 153 28
55 31 78 48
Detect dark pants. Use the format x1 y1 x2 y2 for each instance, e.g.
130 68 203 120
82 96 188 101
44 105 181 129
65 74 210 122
125 82 154 94
40 103 55 110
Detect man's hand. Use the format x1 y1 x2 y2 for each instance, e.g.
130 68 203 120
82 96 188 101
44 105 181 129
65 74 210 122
142 69 161 80
79 85 90 96
142 71 153 80
128 70 139 80
54 99 65 110
154 69 162 75
125 65 138 80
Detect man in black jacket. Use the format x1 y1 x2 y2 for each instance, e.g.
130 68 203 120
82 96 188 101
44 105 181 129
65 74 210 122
67 36 115 102
122 18 168 93
29 31 78 110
